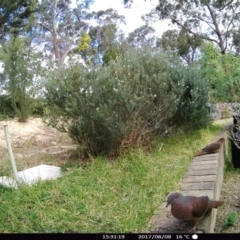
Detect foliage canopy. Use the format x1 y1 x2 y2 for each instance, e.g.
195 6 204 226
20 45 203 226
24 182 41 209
45 47 210 156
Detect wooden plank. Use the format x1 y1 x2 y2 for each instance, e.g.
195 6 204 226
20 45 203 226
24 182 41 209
189 164 217 171
194 154 219 161
182 175 216 183
181 190 214 199
181 182 215 191
192 160 217 165
185 168 217 176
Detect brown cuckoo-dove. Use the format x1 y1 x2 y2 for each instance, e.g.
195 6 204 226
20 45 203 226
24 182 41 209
166 192 224 232
194 137 225 157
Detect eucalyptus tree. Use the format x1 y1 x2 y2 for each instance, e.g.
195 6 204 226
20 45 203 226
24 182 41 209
126 24 157 47
84 8 126 65
232 27 240 54
160 29 203 64
34 0 94 66
124 0 240 54
0 0 37 39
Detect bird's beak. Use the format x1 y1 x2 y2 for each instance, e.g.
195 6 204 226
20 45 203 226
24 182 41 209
166 203 169 208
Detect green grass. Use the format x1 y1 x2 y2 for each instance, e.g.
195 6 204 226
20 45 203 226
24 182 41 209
0 124 223 233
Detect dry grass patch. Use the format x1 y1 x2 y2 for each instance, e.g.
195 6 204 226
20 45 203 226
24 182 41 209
0 117 77 175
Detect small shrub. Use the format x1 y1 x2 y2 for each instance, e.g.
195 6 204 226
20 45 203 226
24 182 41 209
12 94 34 122
32 98 47 116
45 47 210 157
0 95 15 120
169 66 211 131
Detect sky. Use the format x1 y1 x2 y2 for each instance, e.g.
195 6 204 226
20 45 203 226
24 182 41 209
89 0 176 37
0 0 176 74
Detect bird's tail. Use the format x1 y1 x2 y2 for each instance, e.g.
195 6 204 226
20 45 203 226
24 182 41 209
210 200 224 209
194 151 205 157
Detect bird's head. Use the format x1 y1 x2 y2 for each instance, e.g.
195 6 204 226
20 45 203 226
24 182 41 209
218 138 225 143
166 192 182 207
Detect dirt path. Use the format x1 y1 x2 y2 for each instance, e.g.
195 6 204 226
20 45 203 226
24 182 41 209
0 117 76 173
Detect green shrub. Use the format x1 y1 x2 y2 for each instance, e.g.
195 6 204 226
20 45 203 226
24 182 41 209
45 63 135 156
32 98 47 116
0 95 47 120
169 66 211 131
45 47 210 156
0 94 15 120
0 36 42 122
201 42 240 102
12 94 34 122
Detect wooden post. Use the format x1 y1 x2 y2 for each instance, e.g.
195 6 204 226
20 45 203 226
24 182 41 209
4 125 21 188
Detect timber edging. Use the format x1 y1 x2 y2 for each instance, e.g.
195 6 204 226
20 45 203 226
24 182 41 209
148 132 228 233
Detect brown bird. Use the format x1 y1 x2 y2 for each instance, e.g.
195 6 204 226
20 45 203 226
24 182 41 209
166 192 224 232
194 137 225 157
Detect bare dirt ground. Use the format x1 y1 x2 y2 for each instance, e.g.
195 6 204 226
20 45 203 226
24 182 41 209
215 169 240 233
0 117 77 175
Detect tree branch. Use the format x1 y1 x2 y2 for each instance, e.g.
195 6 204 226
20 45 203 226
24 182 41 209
176 2 217 33
171 17 219 44
204 0 225 52
219 0 235 11
37 22 52 33
223 7 236 52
